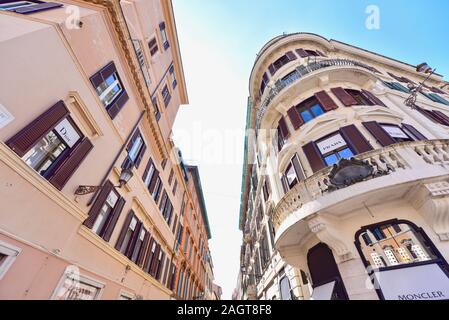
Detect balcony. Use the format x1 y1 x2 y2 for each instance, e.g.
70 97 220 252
256 58 380 129
272 139 449 232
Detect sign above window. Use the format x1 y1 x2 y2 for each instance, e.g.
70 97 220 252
317 134 347 154
55 118 81 148
381 125 409 139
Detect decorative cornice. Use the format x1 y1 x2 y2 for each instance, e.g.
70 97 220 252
77 0 167 159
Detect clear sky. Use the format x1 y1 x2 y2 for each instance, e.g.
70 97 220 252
171 0 449 299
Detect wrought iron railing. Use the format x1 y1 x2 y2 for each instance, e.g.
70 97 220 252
256 58 380 129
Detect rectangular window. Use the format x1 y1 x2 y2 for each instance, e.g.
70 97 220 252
152 177 163 202
0 241 21 280
169 65 177 89
118 216 138 254
316 133 354 166
22 121 76 178
162 85 171 107
297 97 325 123
148 37 159 56
0 0 62 14
97 73 123 108
383 81 410 93
130 228 147 263
159 22 170 50
152 96 161 121
172 179 178 196
90 62 128 119
52 269 104 300
143 159 156 188
132 39 151 89
7 101 93 191
168 169 174 185
123 130 146 169
92 190 120 237
381 124 413 143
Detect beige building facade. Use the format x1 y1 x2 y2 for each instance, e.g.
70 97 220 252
237 33 449 300
0 0 215 300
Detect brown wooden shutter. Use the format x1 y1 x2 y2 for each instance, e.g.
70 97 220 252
339 125 373 154
287 106 304 130
114 210 134 251
156 252 166 280
48 138 93 190
302 141 326 173
102 197 126 242
127 129 140 151
268 64 276 76
143 158 153 180
431 87 446 94
402 123 427 141
292 154 306 181
296 48 309 58
126 220 143 258
331 87 358 106
107 91 129 120
7 101 69 157
361 89 387 107
316 50 327 57
90 62 128 120
150 244 161 276
84 181 115 228
432 110 449 126
416 107 442 124
137 230 151 267
363 121 395 146
278 116 290 139
143 238 155 272
134 143 146 168
285 51 297 61
148 169 160 193
314 91 338 111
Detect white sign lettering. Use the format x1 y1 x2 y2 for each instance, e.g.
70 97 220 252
382 125 409 139
55 118 81 148
0 103 14 129
317 134 347 154
374 263 449 300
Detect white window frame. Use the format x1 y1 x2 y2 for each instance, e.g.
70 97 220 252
0 240 21 280
118 289 135 300
51 267 105 300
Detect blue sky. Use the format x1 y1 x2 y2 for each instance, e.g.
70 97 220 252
171 0 449 299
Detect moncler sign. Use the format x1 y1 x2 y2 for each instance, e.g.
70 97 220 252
374 263 449 300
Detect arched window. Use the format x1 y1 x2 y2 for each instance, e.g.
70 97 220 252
356 220 440 269
279 275 293 300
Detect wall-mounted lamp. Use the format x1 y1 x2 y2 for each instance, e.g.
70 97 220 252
404 62 436 108
75 165 134 196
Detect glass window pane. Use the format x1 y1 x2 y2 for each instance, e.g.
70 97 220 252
338 148 354 160
129 136 143 162
324 154 338 166
310 104 324 117
358 222 439 269
92 203 113 235
301 110 313 123
22 131 67 176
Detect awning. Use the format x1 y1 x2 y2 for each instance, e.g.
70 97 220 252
311 281 336 300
